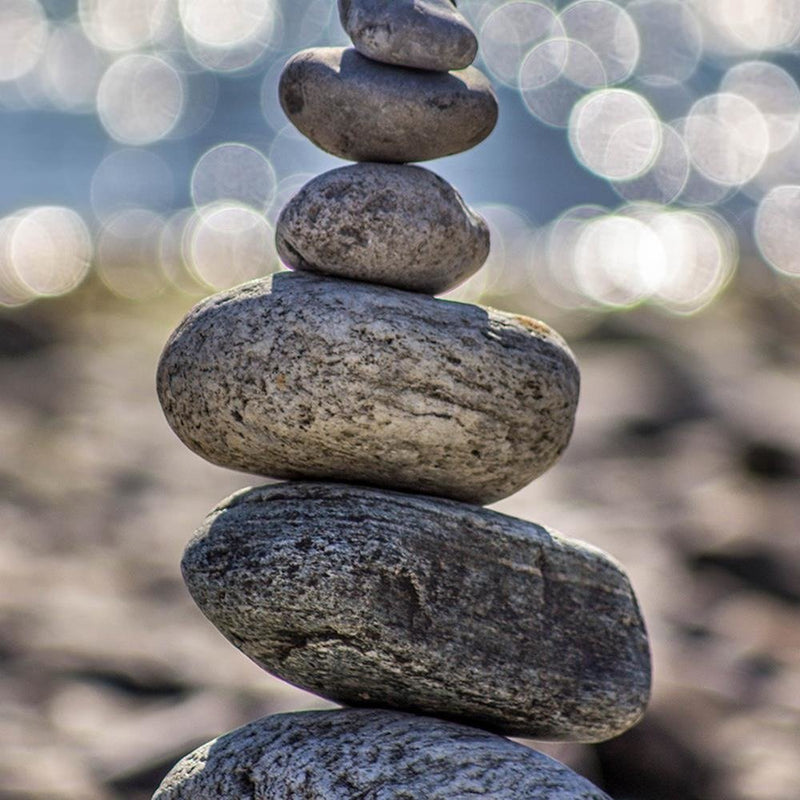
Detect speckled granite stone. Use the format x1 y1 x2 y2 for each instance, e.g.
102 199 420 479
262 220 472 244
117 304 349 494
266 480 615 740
181 482 651 741
156 271 580 505
276 163 489 293
153 709 613 799
339 0 478 71
279 47 498 162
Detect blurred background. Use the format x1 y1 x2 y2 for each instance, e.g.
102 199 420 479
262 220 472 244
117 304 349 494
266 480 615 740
1 0 799 798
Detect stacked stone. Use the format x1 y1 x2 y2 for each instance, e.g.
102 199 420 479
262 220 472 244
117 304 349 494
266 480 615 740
153 2 651 797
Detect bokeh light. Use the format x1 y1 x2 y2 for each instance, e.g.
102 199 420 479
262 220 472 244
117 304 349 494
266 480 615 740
191 143 277 210
573 212 666 307
8 206 92 297
95 208 168 299
187 202 278 290
96 53 184 145
559 0 639 86
612 122 690 204
41 22 108 112
0 215 37 307
480 2 563 88
627 0 702 86
0 0 796 319
755 185 800 276
179 0 275 49
79 0 176 52
695 0 800 55
684 93 770 187
720 61 800 153
520 38 607 127
0 0 48 83
569 88 661 180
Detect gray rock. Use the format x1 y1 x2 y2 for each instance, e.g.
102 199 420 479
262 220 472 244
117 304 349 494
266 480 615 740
276 163 489 294
339 0 478 71
154 709 614 799
156 271 579 505
279 47 498 162
181 482 651 741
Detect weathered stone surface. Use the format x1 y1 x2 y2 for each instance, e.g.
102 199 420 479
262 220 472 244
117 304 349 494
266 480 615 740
339 0 478 71
279 47 498 162
181 482 651 741
154 709 613 799
156 271 580 505
276 163 489 294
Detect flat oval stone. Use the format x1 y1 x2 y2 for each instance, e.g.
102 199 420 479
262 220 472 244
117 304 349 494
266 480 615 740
154 710 613 799
156 271 580 505
279 47 498 162
276 163 489 294
181 482 651 741
339 0 478 71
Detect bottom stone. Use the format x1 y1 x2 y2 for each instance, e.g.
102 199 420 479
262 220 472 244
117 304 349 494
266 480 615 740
153 709 611 799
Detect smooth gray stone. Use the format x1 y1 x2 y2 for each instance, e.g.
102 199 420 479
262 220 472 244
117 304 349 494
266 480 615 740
156 271 579 505
279 47 498 162
339 0 478 71
154 710 613 799
181 482 651 741
276 163 489 294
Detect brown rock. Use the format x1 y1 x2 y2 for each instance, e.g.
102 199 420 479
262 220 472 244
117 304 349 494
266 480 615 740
156 271 580 505
279 47 498 162
275 163 489 294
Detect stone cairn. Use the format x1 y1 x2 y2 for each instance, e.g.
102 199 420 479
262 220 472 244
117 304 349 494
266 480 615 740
153 1 651 797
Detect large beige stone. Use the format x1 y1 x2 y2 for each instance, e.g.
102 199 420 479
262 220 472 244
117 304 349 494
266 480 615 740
156 272 580 504
154 710 613 799
275 163 489 294
279 47 498 162
339 0 478 71
181 482 651 741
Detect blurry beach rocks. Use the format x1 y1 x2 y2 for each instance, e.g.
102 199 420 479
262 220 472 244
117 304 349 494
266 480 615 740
2 288 800 799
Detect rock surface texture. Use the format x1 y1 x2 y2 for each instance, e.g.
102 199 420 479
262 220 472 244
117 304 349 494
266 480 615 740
276 163 490 293
339 0 478 71
182 482 651 741
153 710 613 799
279 48 498 162
153 3 650 798
157 271 580 505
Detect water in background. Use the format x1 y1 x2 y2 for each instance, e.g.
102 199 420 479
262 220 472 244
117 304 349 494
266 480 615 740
2 0 800 316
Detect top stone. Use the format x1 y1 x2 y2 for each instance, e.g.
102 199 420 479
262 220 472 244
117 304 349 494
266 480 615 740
339 0 478 72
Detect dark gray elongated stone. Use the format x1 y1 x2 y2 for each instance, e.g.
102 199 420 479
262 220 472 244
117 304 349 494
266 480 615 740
154 709 613 799
156 271 579 505
181 482 651 741
276 163 489 293
339 0 478 71
279 47 498 162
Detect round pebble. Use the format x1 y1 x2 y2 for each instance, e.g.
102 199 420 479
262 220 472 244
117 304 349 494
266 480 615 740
181 482 651 741
156 271 580 505
154 709 614 799
279 47 498 162
339 0 478 72
276 163 489 293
